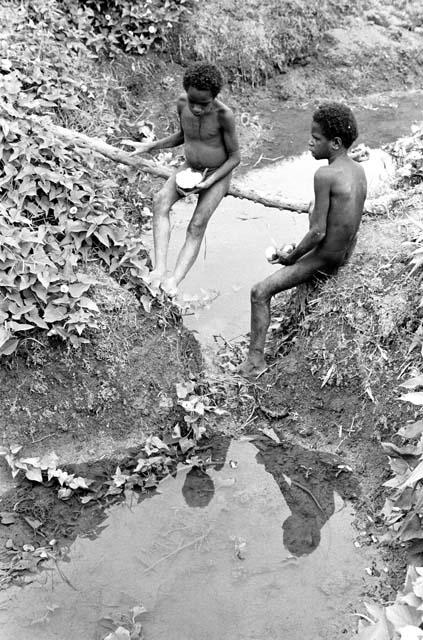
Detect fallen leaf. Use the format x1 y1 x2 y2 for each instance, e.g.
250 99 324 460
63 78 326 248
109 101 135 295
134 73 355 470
112 466 129 488
282 473 292 487
12 557 41 573
400 393 423 406
131 604 147 621
104 628 131 640
260 427 281 443
179 437 195 454
0 512 16 525
10 445 22 455
398 420 423 440
382 442 422 456
140 295 152 313
400 376 423 390
23 516 42 530
57 488 72 500
321 364 335 388
172 424 181 438
68 476 92 490
176 381 195 399
25 466 43 483
399 460 423 489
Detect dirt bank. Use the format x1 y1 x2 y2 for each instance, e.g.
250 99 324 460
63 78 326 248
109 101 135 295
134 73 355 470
1 0 423 620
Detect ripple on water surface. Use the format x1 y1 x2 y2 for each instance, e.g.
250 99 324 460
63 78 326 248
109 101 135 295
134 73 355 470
0 440 367 640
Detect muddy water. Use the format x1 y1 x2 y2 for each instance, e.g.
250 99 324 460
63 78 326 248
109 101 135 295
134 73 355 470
257 90 423 159
147 149 393 344
0 440 368 640
143 91 420 344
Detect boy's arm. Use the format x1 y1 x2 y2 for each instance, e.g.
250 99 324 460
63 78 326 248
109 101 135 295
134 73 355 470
279 168 331 265
125 98 185 156
196 109 240 189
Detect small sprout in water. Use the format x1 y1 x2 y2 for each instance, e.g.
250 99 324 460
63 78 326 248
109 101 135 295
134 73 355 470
235 537 247 560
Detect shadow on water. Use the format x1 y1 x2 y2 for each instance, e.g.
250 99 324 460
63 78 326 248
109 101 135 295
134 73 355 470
0 438 365 640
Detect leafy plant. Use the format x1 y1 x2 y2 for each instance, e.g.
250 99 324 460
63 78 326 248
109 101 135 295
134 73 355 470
355 376 423 639
57 0 196 57
0 23 154 356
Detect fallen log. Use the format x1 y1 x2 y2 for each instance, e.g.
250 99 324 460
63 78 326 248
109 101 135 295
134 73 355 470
42 121 309 214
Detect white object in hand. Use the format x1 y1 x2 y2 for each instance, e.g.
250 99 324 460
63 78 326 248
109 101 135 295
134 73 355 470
265 245 278 262
175 168 204 192
280 243 295 258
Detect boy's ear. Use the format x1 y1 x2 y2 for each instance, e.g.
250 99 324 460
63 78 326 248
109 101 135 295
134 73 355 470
331 136 343 150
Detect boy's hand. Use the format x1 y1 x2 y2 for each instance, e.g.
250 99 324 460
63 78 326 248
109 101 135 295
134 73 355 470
121 139 155 156
194 177 213 192
271 244 296 266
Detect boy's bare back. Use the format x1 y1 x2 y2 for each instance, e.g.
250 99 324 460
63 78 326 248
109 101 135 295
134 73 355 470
239 102 367 378
316 156 367 258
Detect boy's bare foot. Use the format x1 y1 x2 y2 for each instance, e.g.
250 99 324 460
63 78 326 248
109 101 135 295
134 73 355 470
147 270 164 286
145 270 164 295
161 276 178 299
237 359 267 379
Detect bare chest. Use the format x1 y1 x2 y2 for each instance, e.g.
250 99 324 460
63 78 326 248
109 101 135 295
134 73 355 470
181 108 221 142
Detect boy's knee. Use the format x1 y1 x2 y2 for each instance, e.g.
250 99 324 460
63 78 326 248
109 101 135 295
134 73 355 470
153 188 171 213
187 217 208 239
251 281 270 304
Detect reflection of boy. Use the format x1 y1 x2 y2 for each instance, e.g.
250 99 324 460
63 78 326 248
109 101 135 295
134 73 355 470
255 439 358 557
182 467 215 508
127 62 240 297
181 436 231 509
239 103 367 378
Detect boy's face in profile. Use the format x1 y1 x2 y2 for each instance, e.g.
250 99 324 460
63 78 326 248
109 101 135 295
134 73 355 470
309 120 332 160
186 86 214 117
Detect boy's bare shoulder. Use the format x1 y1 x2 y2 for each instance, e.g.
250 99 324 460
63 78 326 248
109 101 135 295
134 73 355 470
215 99 236 124
314 165 333 183
353 159 367 177
177 93 188 113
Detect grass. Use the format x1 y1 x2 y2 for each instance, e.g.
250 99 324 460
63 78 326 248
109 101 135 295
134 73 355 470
269 212 421 391
176 0 369 85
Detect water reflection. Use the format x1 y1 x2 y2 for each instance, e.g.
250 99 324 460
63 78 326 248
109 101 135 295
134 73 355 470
0 439 364 640
182 467 215 508
180 437 358 557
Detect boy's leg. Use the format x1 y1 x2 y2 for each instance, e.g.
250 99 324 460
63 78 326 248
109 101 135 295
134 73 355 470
151 169 184 281
240 251 332 376
163 173 231 293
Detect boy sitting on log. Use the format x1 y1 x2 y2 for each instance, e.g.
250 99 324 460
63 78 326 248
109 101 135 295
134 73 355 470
127 62 240 296
239 103 367 378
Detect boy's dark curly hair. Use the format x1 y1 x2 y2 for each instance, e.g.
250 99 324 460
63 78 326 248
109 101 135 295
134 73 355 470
313 102 358 149
183 63 223 98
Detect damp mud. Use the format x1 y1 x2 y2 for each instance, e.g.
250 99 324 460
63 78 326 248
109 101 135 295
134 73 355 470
0 439 376 640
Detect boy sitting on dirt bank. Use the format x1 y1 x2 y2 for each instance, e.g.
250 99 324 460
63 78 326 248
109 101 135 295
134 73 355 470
127 62 240 296
239 103 367 378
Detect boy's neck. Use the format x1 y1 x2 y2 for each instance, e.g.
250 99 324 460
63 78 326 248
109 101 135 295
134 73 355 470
327 147 348 164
